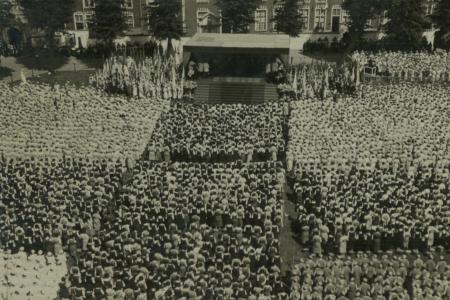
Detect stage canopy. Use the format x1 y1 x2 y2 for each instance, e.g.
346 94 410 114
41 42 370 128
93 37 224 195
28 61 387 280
183 33 291 68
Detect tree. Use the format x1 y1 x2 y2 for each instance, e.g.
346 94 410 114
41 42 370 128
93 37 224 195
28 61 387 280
216 0 261 33
385 0 430 50
273 0 303 37
147 0 183 55
19 0 74 48
90 0 127 46
432 0 450 49
0 0 13 30
341 0 388 57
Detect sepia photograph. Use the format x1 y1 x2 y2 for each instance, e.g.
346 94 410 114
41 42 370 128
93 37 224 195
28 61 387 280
0 0 449 299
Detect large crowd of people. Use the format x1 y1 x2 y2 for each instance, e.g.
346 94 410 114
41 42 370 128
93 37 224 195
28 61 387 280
287 82 450 254
287 82 450 172
89 55 197 99
2 47 450 300
0 82 167 163
0 158 125 254
292 165 450 254
290 253 450 299
148 101 287 162
352 51 450 82
0 158 288 299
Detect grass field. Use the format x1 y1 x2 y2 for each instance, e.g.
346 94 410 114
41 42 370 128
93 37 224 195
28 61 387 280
29 70 95 87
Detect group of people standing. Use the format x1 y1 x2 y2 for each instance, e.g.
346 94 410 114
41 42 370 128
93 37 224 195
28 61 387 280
1 47 450 300
0 82 167 163
290 252 450 300
148 102 287 163
352 50 450 82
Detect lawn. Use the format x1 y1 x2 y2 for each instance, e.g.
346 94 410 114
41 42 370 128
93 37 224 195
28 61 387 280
29 70 95 87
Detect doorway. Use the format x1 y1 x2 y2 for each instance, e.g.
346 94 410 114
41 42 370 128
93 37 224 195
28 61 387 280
331 16 340 33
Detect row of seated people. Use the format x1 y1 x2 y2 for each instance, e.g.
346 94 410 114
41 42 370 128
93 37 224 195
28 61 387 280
290 252 450 300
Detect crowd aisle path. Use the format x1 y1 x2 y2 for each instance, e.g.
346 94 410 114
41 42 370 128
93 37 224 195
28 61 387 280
279 180 301 276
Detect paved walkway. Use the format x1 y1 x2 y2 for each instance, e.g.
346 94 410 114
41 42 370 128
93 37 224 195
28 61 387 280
0 56 96 83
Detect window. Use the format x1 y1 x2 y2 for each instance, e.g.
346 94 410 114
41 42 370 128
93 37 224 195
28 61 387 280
74 13 85 30
197 7 209 31
300 8 309 30
124 11 134 28
197 7 209 21
332 6 341 18
124 0 133 9
314 7 326 30
83 0 95 9
255 8 267 32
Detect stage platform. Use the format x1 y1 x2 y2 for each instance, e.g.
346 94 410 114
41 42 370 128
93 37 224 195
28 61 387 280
194 77 278 104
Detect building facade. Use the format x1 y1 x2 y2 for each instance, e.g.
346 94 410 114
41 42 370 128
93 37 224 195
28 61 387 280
183 0 386 37
69 0 148 33
64 0 437 46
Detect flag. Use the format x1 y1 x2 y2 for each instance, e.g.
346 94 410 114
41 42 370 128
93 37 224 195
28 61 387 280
181 67 185 94
302 69 307 92
171 62 177 93
292 68 298 92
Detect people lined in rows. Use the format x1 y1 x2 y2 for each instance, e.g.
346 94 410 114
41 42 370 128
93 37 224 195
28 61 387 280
148 102 287 162
293 165 450 254
352 50 450 82
290 253 450 300
287 82 450 173
1 159 288 299
286 81 450 255
0 82 167 163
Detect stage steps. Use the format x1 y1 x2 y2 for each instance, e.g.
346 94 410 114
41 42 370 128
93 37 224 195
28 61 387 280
194 77 278 104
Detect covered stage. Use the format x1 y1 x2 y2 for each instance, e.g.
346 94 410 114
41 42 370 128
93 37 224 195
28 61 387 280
183 33 290 103
183 33 290 77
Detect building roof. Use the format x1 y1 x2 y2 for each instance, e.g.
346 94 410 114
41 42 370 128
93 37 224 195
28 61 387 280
184 33 290 50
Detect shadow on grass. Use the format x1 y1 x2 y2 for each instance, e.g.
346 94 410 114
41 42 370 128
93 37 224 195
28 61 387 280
0 66 13 80
78 57 104 69
16 52 69 72
29 70 94 87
